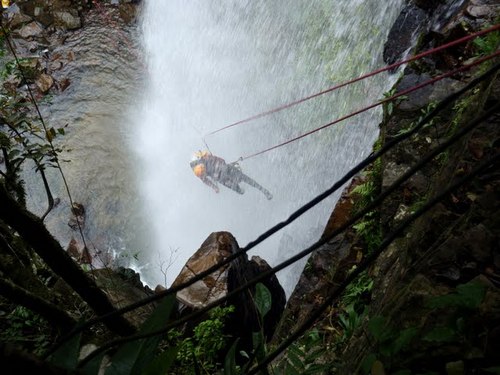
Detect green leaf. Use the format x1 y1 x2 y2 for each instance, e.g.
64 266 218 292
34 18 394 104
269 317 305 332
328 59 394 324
338 312 349 330
255 283 272 319
360 353 377 375
286 345 304 370
427 281 486 310
423 326 456 343
367 316 386 341
8 148 20 159
0 132 10 147
105 294 176 375
142 346 178 375
387 102 393 116
456 281 486 309
379 342 394 358
306 329 320 344
305 364 331 374
46 127 56 142
223 339 239 375
392 327 418 354
192 351 202 375
48 332 81 370
80 351 107 375
286 363 302 375
306 347 326 362
252 331 266 362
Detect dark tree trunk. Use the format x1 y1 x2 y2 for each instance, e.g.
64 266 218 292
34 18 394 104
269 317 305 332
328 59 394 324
1 343 79 375
0 277 77 333
0 183 136 336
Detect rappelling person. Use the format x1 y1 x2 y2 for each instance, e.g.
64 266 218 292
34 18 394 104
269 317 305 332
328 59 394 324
190 150 273 200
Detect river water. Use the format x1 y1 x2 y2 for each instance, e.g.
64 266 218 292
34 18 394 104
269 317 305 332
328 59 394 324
26 1 404 298
24 9 146 267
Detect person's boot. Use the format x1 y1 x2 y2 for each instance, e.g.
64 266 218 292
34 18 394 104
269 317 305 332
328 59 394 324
263 189 273 200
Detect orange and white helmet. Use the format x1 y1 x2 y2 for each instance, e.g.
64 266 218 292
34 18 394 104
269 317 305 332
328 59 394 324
193 150 209 160
193 163 206 177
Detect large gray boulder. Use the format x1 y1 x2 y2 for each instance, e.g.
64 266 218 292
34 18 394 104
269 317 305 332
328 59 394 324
172 231 286 352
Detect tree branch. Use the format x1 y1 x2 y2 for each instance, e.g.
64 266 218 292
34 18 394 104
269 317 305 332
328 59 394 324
0 343 78 375
0 182 136 336
3 121 54 218
0 277 77 333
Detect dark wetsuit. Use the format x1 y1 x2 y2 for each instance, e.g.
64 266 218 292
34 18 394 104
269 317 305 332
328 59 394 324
191 154 273 200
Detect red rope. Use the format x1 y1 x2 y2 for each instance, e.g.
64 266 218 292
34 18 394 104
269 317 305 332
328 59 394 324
239 50 500 161
206 23 500 138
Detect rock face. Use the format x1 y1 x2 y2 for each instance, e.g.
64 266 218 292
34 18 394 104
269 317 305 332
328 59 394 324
279 1 500 373
274 175 366 342
383 3 429 65
173 232 237 309
1 0 140 100
172 232 286 352
53 266 155 330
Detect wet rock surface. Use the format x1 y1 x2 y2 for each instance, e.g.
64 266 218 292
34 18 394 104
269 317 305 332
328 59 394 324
383 3 429 65
172 232 286 353
274 176 365 342
2 0 142 272
1 0 140 100
52 266 155 330
281 0 500 373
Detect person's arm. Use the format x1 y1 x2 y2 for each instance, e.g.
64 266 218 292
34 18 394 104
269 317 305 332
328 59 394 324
200 175 220 193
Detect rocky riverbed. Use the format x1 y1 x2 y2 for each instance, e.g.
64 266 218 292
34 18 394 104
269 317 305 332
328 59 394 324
276 0 500 373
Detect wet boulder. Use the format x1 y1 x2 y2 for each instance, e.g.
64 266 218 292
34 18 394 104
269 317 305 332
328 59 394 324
383 4 428 65
68 202 85 230
173 231 237 309
16 20 44 39
66 237 89 263
171 231 286 352
53 10 82 30
35 72 54 93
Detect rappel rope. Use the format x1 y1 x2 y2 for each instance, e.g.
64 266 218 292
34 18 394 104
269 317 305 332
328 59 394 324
241 50 500 161
189 123 213 155
201 23 500 163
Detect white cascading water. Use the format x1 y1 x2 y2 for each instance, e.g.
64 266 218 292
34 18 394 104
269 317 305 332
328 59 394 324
133 0 404 297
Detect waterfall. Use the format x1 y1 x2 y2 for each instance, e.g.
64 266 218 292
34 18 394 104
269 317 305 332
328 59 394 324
133 0 404 297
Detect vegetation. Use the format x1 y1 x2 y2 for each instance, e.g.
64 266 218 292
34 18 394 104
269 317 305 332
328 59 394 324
350 166 382 256
1 2 499 375
357 280 488 375
472 26 500 56
271 329 331 375
1 12 140 371
168 306 235 374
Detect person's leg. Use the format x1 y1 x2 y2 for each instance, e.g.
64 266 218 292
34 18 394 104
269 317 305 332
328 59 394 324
219 178 244 194
238 172 273 200
214 164 245 194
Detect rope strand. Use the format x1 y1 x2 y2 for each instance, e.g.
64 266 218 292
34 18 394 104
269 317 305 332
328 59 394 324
239 50 500 161
205 24 500 138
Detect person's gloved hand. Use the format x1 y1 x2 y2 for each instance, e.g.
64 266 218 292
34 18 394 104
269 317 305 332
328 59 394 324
214 186 220 193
